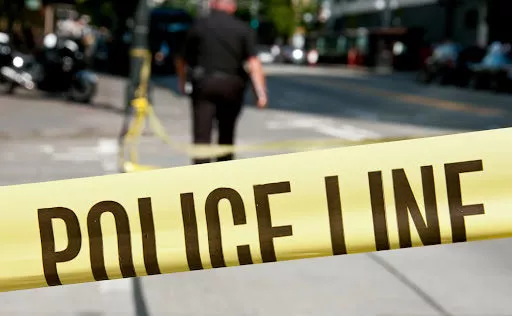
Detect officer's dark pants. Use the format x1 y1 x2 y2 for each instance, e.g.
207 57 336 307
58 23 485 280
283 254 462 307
191 74 246 165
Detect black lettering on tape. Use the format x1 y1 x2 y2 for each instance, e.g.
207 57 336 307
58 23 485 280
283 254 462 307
181 193 203 270
253 182 293 263
325 176 347 255
369 171 390 251
38 207 82 286
392 166 441 248
205 188 253 268
138 197 161 275
445 160 485 243
87 201 136 281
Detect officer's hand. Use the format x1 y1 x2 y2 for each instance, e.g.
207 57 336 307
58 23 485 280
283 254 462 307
256 90 267 109
257 95 267 109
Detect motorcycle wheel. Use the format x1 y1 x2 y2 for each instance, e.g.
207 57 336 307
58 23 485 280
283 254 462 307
68 77 97 104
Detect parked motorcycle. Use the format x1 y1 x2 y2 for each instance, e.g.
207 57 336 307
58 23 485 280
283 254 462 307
0 33 98 103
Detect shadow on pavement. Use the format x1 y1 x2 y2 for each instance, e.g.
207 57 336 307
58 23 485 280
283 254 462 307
132 278 150 316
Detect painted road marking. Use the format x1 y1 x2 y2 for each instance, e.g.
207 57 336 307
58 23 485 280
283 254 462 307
98 139 119 172
39 145 55 154
266 118 381 141
39 138 119 172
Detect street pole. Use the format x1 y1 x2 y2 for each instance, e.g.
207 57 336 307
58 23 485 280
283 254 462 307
119 0 154 172
121 0 152 141
129 0 151 91
121 2 153 313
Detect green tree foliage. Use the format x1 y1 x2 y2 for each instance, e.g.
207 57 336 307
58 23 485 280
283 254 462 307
158 0 197 16
75 0 138 29
2 0 28 32
261 0 296 38
235 6 252 22
295 0 320 32
76 0 113 27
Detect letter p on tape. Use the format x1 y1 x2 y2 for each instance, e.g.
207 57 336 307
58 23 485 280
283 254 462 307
0 128 511 293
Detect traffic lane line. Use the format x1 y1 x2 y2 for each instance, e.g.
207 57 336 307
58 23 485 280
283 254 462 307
287 76 505 117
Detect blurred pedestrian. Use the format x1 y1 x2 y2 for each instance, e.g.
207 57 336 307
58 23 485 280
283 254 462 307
175 0 268 165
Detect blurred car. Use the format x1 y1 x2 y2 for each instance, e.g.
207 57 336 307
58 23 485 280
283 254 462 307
280 45 306 64
277 45 319 65
468 42 512 93
256 45 275 64
306 48 319 65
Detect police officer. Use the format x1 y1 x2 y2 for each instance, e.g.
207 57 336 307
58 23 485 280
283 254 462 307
175 0 268 165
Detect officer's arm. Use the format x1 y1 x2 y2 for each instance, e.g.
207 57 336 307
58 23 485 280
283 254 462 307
175 47 188 90
244 29 267 102
247 56 266 99
175 56 187 89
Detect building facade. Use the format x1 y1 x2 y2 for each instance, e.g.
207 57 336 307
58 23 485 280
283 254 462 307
324 0 511 47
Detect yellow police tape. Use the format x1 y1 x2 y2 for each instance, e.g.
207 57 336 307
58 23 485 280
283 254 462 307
0 127 511 293
118 48 419 173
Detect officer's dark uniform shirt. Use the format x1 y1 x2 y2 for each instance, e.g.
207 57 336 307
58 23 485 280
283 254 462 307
181 9 258 79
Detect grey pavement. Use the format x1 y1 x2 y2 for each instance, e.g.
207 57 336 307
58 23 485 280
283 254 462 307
0 64 511 315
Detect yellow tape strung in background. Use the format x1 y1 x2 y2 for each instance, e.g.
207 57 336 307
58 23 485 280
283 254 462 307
0 127 510 293
118 49 423 173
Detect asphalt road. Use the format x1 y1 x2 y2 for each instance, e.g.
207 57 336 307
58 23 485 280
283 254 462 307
1 64 512 316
